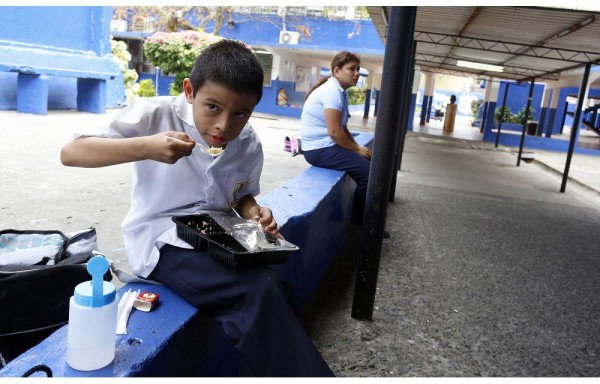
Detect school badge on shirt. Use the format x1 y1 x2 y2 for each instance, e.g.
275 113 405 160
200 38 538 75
229 180 249 207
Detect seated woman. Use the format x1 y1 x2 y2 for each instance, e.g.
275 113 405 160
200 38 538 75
299 51 389 238
277 87 289 107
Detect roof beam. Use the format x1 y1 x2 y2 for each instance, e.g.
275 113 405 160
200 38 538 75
416 52 561 80
502 14 600 65
414 31 600 64
441 6 483 66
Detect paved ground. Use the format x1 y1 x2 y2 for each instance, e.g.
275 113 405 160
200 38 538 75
304 131 600 377
2 108 600 377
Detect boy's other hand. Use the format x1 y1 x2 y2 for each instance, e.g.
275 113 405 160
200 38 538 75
149 132 196 164
249 205 281 238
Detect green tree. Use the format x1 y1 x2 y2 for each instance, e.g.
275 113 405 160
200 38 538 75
110 37 139 102
137 79 157 97
346 86 366 105
144 30 223 95
495 105 513 124
515 106 536 124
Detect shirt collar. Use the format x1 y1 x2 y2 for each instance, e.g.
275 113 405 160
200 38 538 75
172 93 196 131
328 76 344 93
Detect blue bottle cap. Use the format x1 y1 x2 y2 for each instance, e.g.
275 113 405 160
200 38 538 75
73 255 115 307
74 280 116 307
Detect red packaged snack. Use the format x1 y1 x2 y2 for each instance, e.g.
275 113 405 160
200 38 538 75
133 291 160 312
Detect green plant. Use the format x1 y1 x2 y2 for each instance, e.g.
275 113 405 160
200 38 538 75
144 30 223 95
514 106 536 124
470 99 483 126
110 37 139 102
471 99 483 119
137 79 157 97
494 105 513 124
346 86 366 105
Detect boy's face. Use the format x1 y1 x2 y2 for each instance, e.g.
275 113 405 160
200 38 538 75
183 79 257 147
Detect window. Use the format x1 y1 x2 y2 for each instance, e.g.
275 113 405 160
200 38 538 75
254 51 273 86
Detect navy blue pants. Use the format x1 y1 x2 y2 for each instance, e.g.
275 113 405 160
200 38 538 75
149 244 334 377
304 144 370 225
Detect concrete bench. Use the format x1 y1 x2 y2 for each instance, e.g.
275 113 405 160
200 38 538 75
0 133 374 377
0 45 119 115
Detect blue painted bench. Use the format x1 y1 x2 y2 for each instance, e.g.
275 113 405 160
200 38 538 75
0 133 373 377
0 44 119 115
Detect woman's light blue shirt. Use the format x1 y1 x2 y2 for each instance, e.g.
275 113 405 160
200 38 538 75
299 77 350 151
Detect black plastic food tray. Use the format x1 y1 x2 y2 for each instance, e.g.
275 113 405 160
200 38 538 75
172 214 292 270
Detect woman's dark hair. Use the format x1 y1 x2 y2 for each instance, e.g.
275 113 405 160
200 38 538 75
189 39 264 103
305 51 360 100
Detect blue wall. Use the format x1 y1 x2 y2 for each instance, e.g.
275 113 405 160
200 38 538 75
138 73 175 96
0 7 102 53
0 6 122 112
190 13 384 55
184 12 385 119
552 87 600 135
496 81 545 121
255 79 305 118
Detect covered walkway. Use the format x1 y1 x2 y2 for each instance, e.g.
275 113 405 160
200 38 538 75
349 108 600 194
346 6 600 321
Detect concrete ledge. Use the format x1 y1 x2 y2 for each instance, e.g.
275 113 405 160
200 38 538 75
0 133 374 377
0 43 119 115
483 130 600 156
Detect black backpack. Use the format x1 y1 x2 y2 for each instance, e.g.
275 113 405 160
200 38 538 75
0 228 110 367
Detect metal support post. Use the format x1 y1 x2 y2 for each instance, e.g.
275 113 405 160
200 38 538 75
495 83 510 148
517 78 535 167
389 40 417 203
561 63 591 193
351 6 417 321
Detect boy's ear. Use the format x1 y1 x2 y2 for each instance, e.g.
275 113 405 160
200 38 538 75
183 78 194 103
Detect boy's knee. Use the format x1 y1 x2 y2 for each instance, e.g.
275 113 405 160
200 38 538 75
247 268 293 303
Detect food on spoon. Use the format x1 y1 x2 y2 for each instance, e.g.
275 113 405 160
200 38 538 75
207 146 224 155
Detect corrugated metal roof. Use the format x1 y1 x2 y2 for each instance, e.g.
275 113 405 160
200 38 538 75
366 6 600 81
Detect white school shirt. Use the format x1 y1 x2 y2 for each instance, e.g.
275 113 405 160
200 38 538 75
299 76 350 151
74 94 263 278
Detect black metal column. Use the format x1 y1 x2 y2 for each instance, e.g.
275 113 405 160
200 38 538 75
560 101 569 134
495 83 510 148
389 40 416 203
351 6 417 321
561 63 591 193
363 89 372 118
517 78 535 167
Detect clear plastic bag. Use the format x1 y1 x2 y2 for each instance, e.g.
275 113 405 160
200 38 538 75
211 215 277 252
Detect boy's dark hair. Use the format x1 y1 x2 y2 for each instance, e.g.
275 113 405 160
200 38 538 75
189 39 264 103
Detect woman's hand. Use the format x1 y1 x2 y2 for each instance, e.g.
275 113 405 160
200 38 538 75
248 205 281 237
357 146 372 160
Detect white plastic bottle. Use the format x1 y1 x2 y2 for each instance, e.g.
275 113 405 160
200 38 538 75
66 255 117 371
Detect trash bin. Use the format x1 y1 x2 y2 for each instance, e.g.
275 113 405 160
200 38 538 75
527 120 538 136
